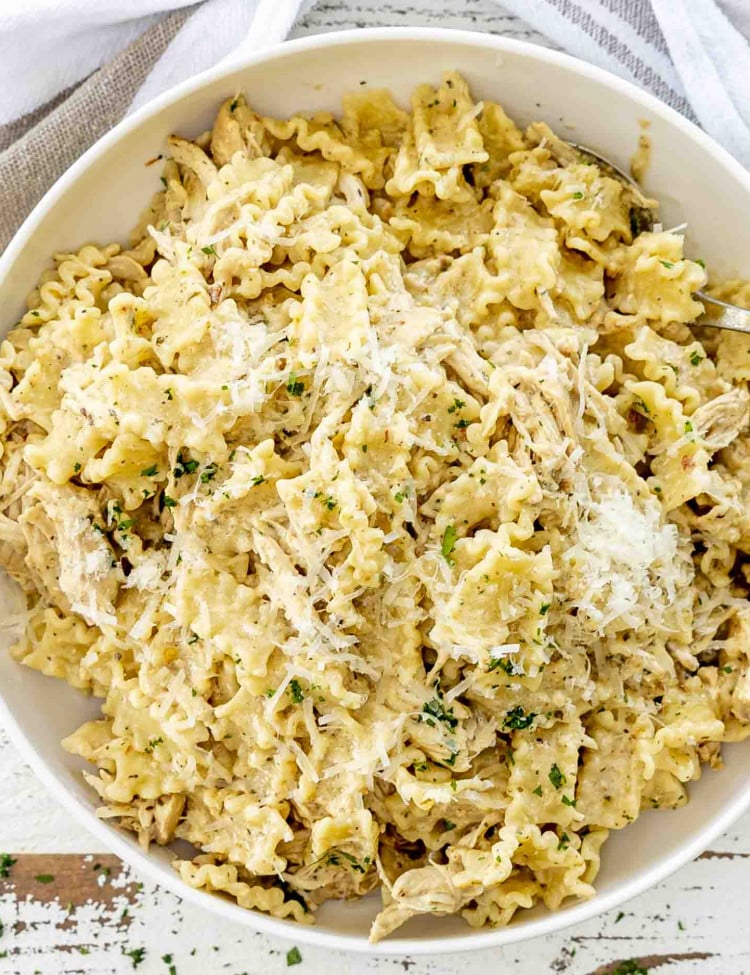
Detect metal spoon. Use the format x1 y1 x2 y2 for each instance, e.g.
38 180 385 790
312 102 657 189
569 142 750 334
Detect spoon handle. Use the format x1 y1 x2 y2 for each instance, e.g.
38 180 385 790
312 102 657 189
697 292 750 334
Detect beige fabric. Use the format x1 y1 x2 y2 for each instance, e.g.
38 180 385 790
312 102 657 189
0 8 192 254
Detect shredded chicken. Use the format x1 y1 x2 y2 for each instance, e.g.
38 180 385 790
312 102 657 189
0 73 748 942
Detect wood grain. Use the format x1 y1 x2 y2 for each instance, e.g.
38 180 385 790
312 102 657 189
0 855 137 911
0 847 749 973
587 956 715 975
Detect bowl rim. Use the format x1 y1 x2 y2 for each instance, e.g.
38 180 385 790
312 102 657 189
1 24 750 957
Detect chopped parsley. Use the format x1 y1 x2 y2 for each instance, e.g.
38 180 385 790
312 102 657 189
572 191 584 200
286 374 305 396
201 245 216 256
611 962 647 975
421 694 458 730
187 632 200 645
557 832 570 850
229 98 239 112
322 496 337 511
441 524 457 563
548 763 565 789
442 820 456 831
455 418 471 429
286 946 302 966
561 794 577 807
251 474 266 486
124 947 147 968
0 854 16 880
201 463 218 483
540 602 551 615
696 258 706 268
73 462 82 473
689 350 704 366
165 388 174 401
140 464 158 477
722 665 734 674
532 785 543 797
487 656 523 676
684 420 694 434
174 452 199 478
326 850 368 873
394 490 406 503
144 737 163 754
660 259 674 269
503 706 536 730
447 398 465 414
162 954 177 975
162 494 177 509
288 679 305 704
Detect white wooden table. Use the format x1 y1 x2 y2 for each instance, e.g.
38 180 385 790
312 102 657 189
1 720 749 974
1 2 749 973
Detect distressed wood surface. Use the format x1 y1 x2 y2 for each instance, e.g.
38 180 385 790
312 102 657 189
2 1 749 973
0 823 748 974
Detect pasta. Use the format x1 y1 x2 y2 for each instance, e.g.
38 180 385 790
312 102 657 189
1 72 749 942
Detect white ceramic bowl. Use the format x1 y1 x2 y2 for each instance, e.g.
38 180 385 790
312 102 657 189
1 27 749 957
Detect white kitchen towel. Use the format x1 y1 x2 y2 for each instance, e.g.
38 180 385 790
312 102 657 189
0 0 307 250
0 0 306 126
130 0 311 115
2 0 750 252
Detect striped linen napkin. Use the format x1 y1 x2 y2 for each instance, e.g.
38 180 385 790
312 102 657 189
1 0 749 253
0 0 308 251
498 0 750 165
